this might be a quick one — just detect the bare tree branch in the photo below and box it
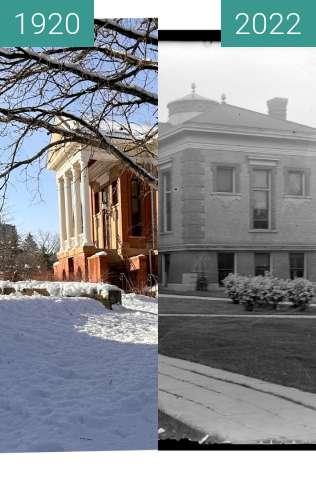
[94,18,158,45]
[0,18,158,205]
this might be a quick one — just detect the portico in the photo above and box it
[48,129,158,290]
[56,159,92,252]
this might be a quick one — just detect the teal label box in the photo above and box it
[221,0,316,47]
[0,0,94,47]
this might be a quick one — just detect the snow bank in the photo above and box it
[122,293,157,314]
[78,293,157,345]
[0,280,121,299]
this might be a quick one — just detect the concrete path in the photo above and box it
[159,354,316,443]
[160,313,316,318]
[160,293,230,302]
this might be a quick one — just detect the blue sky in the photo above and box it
[6,167,58,235]
[4,129,59,235]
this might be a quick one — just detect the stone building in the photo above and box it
[48,125,157,291]
[159,85,316,290]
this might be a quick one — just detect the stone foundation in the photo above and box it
[53,248,156,293]
[161,249,316,288]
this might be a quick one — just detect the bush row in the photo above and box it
[223,273,315,311]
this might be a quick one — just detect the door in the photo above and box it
[68,257,74,281]
[101,186,110,249]
[110,180,119,250]
[218,253,235,285]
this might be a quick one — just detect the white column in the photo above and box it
[80,160,93,246]
[57,177,66,250]
[64,171,74,249]
[72,164,83,246]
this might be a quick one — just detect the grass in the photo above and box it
[159,297,316,316]
[160,288,228,298]
[159,296,316,394]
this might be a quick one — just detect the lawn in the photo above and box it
[159,288,228,298]
[159,297,316,394]
[160,297,316,315]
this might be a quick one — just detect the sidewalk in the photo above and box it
[159,354,316,443]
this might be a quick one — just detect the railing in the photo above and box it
[119,273,137,293]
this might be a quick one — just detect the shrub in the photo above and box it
[287,278,315,310]
[239,275,269,310]
[263,277,289,310]
[223,272,315,311]
[223,273,247,304]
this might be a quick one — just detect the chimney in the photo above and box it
[267,97,288,121]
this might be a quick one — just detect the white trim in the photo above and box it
[80,159,93,246]
[248,159,279,167]
[159,124,316,143]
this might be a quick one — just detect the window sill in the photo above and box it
[210,192,241,196]
[160,231,173,235]
[283,195,312,200]
[249,229,278,233]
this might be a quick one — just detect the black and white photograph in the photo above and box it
[158,41,316,445]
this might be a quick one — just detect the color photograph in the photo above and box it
[0,18,158,452]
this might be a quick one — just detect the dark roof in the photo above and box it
[185,102,316,134]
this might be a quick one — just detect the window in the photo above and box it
[254,253,270,276]
[216,167,235,193]
[94,192,100,215]
[111,180,118,205]
[102,187,110,249]
[289,253,304,279]
[252,169,271,229]
[131,178,142,236]
[161,170,172,232]
[218,253,235,285]
[287,170,305,196]
[102,186,109,207]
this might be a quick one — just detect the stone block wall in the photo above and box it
[87,254,109,283]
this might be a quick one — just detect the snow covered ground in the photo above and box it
[0,292,157,452]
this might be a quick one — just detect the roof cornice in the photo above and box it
[159,123,316,144]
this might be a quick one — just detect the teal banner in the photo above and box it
[221,0,316,47]
[0,0,94,47]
